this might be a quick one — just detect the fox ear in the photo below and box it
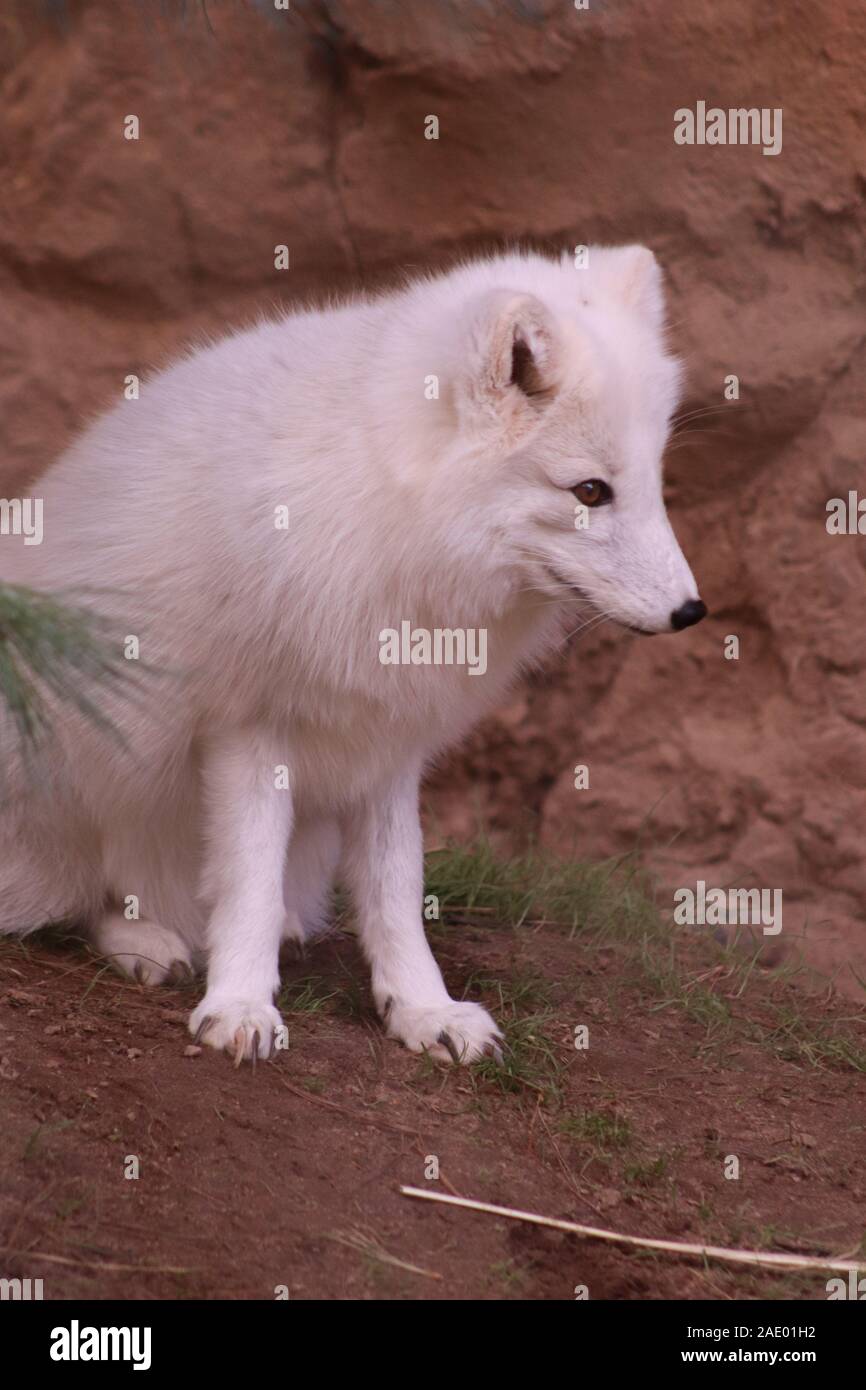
[456,289,562,450]
[592,245,666,327]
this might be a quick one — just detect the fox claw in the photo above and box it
[193,1014,214,1044]
[437,1029,463,1064]
[168,959,194,985]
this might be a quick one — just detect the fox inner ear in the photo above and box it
[511,331,554,400]
[499,299,561,406]
[457,289,562,448]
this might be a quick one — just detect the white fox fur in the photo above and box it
[0,248,702,1063]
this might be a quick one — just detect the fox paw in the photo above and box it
[189,997,284,1066]
[385,999,503,1064]
[96,915,193,987]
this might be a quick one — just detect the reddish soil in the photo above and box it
[1,917,863,1301]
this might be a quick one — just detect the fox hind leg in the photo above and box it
[0,815,95,937]
[93,909,194,985]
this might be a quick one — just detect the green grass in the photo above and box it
[425,836,658,943]
[759,1003,866,1073]
[488,1259,531,1295]
[423,837,866,1076]
[277,974,338,1015]
[22,1116,76,1159]
[462,971,566,1103]
[301,1075,326,1095]
[623,1153,671,1188]
[558,1108,633,1150]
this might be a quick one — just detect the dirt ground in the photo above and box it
[1,906,864,1302]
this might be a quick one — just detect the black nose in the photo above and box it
[670,598,707,632]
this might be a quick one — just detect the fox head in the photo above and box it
[426,248,704,636]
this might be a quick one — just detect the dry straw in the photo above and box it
[400,1186,864,1275]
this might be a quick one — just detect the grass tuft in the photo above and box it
[424,837,866,1076]
[425,835,659,943]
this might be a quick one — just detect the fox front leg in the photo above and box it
[341,766,502,1064]
[189,728,292,1064]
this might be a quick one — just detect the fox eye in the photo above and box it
[571,478,613,507]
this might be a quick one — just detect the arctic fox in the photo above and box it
[0,248,705,1065]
